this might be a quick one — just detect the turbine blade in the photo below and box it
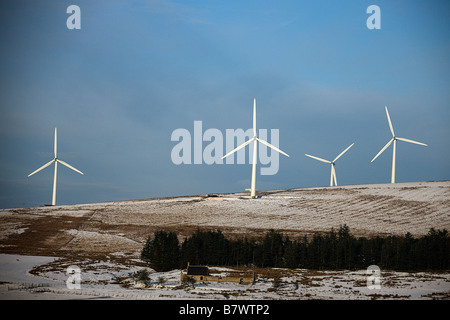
[305,154,331,164]
[28,159,55,177]
[54,128,57,158]
[221,137,255,159]
[333,143,354,162]
[256,137,289,157]
[253,98,256,137]
[371,138,393,162]
[385,106,395,137]
[57,159,84,175]
[397,137,427,146]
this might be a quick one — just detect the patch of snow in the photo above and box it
[1,254,449,300]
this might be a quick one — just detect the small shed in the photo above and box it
[187,265,209,277]
[180,262,255,284]
[183,262,209,281]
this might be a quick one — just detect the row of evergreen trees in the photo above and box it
[140,226,449,272]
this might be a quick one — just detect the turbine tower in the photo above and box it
[371,106,427,183]
[305,143,354,186]
[221,98,289,198]
[28,128,84,205]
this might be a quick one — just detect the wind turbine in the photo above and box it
[371,106,427,183]
[305,143,354,186]
[221,98,289,199]
[28,128,84,205]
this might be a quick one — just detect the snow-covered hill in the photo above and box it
[1,181,449,300]
[1,181,449,259]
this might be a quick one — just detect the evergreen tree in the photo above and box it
[142,227,449,272]
[180,229,231,266]
[260,230,285,267]
[141,231,180,271]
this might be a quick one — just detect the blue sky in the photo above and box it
[1,0,449,208]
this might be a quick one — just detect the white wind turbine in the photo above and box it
[28,128,84,206]
[371,106,427,183]
[305,143,354,187]
[221,98,289,198]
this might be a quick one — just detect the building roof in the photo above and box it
[187,266,209,276]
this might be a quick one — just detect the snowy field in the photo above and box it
[0,181,449,300]
[1,181,449,258]
[0,254,449,300]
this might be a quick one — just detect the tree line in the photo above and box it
[140,226,449,272]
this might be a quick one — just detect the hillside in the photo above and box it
[1,181,449,260]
